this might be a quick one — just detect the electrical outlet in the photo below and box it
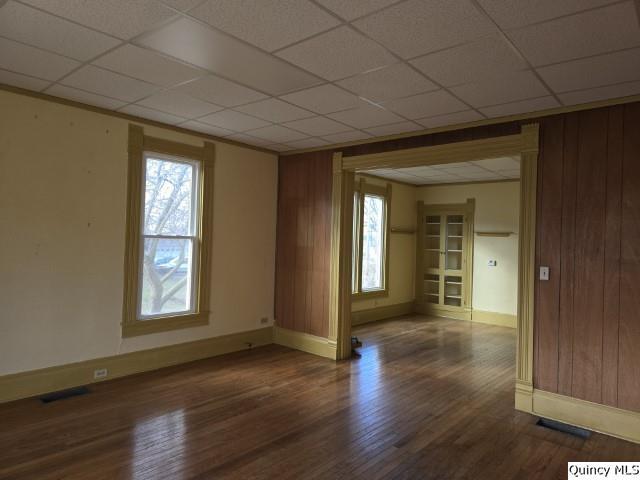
[260,317,269,325]
[93,368,108,380]
[488,259,497,267]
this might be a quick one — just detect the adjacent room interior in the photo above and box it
[351,156,521,333]
[2,0,640,478]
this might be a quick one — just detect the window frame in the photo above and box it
[122,125,215,337]
[352,178,391,299]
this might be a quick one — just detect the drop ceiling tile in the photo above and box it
[537,48,640,92]
[322,130,373,144]
[119,104,187,124]
[0,1,120,61]
[0,69,50,91]
[0,37,80,81]
[384,90,468,119]
[416,110,484,129]
[558,81,640,106]
[283,116,351,136]
[190,0,339,52]
[265,143,293,152]
[266,143,294,152]
[472,156,520,171]
[285,137,332,149]
[353,0,496,59]
[224,132,278,147]
[137,90,222,118]
[198,110,271,131]
[315,0,398,20]
[456,171,502,180]
[499,169,520,178]
[381,172,424,184]
[159,0,204,11]
[136,17,321,94]
[411,35,528,87]
[364,169,396,176]
[276,26,396,81]
[337,63,438,102]
[420,175,463,184]
[479,96,560,117]
[280,84,362,114]
[396,165,442,177]
[245,125,309,143]
[180,120,235,137]
[431,161,468,170]
[60,65,161,102]
[20,0,177,40]
[450,70,549,107]
[507,2,640,67]
[234,98,314,123]
[437,165,489,175]
[46,84,126,109]
[93,44,203,87]
[364,121,423,136]
[326,103,404,128]
[174,75,267,107]
[477,0,617,29]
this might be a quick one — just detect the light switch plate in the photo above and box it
[539,266,550,281]
[488,259,497,267]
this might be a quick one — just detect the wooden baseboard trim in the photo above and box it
[351,302,414,326]
[416,303,472,321]
[472,310,517,328]
[0,327,273,404]
[516,388,640,444]
[273,326,337,360]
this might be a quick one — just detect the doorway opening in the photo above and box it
[328,125,539,412]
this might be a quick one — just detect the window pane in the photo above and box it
[141,238,194,317]
[143,157,195,236]
[352,191,360,293]
[361,194,384,291]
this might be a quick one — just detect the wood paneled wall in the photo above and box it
[275,102,640,415]
[275,151,332,337]
[534,103,640,413]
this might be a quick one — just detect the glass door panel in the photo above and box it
[425,215,441,270]
[445,214,463,271]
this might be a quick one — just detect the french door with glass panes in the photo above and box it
[416,200,474,320]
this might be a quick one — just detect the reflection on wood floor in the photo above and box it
[1,315,639,479]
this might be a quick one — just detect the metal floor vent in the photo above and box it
[536,417,592,439]
[40,386,90,403]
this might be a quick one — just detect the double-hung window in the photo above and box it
[122,125,215,337]
[352,180,390,298]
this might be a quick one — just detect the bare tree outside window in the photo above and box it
[361,194,384,290]
[140,156,199,317]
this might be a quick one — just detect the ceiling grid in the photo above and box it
[0,0,638,152]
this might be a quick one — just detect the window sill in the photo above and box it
[352,290,389,300]
[122,313,209,338]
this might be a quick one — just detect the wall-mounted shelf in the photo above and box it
[475,231,515,237]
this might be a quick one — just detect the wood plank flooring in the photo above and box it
[1,316,639,479]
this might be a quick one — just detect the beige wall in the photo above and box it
[416,181,520,316]
[352,175,416,313]
[0,90,278,376]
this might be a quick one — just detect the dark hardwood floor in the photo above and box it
[1,315,639,479]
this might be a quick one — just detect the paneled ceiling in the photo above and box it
[1,0,639,153]
[364,155,521,185]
